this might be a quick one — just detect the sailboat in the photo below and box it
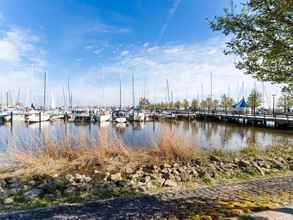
[128,74,145,122]
[113,75,127,123]
[25,72,50,123]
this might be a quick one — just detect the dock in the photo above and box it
[153,110,293,128]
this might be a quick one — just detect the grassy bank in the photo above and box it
[0,128,292,214]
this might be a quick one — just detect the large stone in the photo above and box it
[209,155,221,162]
[38,181,57,193]
[64,186,78,195]
[164,179,177,187]
[252,162,265,176]
[110,173,122,181]
[238,159,250,168]
[24,188,43,199]
[3,197,14,205]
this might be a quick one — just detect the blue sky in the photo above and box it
[0,0,280,106]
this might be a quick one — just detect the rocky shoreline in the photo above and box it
[1,176,293,219]
[1,145,293,213]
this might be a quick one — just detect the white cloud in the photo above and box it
[120,50,129,56]
[86,24,130,34]
[75,37,281,106]
[0,28,46,106]
[143,42,149,48]
[158,0,182,42]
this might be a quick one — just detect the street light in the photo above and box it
[272,94,276,116]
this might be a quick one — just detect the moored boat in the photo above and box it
[25,111,51,123]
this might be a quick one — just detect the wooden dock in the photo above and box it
[153,110,293,128]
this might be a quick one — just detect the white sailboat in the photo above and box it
[26,72,51,123]
[133,111,145,122]
[96,110,112,122]
[113,75,127,123]
[25,111,51,123]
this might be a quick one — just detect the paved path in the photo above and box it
[237,206,293,220]
[1,176,293,220]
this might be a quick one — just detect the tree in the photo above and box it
[174,100,181,109]
[200,100,208,109]
[191,99,199,110]
[182,99,189,110]
[221,94,235,109]
[247,89,262,109]
[210,0,293,93]
[139,97,150,108]
[278,94,293,112]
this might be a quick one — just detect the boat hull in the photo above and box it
[114,117,127,123]
[25,112,50,123]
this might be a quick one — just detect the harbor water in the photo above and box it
[0,120,293,152]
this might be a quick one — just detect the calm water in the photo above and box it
[0,120,293,151]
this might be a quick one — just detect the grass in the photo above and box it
[0,126,199,179]
[0,128,292,215]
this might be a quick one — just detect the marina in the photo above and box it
[1,117,293,151]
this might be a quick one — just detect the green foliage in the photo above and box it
[277,94,293,110]
[174,100,181,109]
[247,89,262,108]
[191,99,199,110]
[221,94,235,108]
[182,99,189,109]
[210,0,293,92]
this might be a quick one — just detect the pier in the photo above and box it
[153,110,293,128]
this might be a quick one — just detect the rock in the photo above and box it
[65,174,75,183]
[38,181,57,193]
[64,186,77,195]
[252,162,265,176]
[125,165,135,174]
[238,159,250,168]
[3,197,14,205]
[75,174,92,183]
[164,179,177,187]
[163,163,171,168]
[4,177,18,185]
[271,159,285,169]
[179,171,190,182]
[190,168,198,177]
[110,173,122,181]
[209,155,221,162]
[24,188,43,199]
[144,176,151,183]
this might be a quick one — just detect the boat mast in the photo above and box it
[43,72,47,111]
[6,91,9,108]
[67,76,71,110]
[210,72,213,100]
[63,87,67,110]
[132,74,135,108]
[119,74,122,110]
[166,79,170,104]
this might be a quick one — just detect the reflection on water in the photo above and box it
[0,120,293,151]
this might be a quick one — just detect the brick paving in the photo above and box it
[0,176,293,220]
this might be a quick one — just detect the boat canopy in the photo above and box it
[235,97,248,109]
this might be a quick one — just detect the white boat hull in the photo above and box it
[133,112,145,122]
[114,117,127,123]
[97,114,111,122]
[25,112,50,123]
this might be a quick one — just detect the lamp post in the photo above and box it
[272,94,276,116]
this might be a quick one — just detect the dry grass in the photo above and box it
[0,127,199,179]
[150,126,198,162]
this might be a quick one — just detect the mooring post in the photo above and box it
[10,111,13,123]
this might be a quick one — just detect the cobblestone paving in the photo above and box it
[1,176,293,220]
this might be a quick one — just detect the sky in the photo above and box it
[0,0,281,107]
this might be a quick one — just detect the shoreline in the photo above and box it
[0,143,292,217]
[0,176,292,219]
